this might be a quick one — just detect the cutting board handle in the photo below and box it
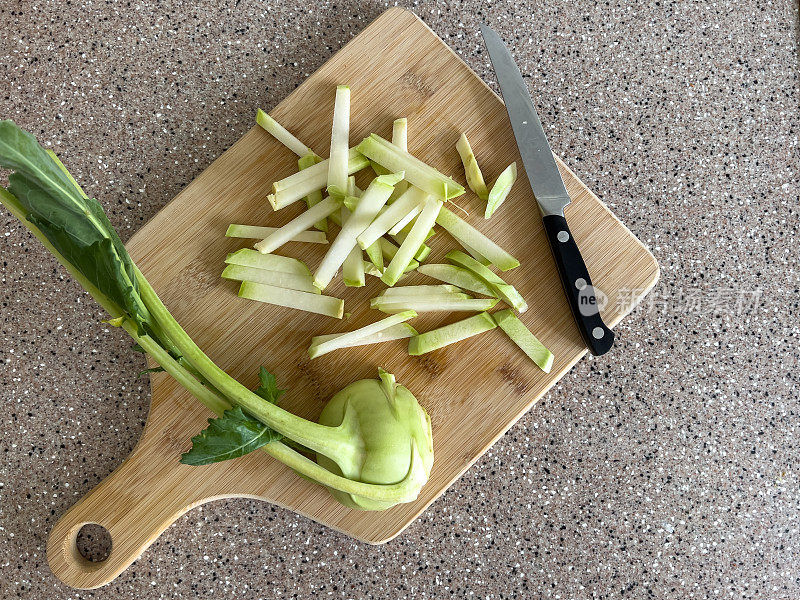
[46,434,204,589]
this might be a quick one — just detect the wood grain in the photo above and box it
[47,7,659,589]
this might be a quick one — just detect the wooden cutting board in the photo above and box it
[47,7,659,589]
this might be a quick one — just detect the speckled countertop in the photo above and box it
[1,1,798,598]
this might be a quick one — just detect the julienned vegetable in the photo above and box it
[256,109,317,158]
[485,162,517,219]
[446,250,528,313]
[0,120,433,511]
[456,133,489,201]
[409,312,498,355]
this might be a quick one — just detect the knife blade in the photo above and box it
[480,24,614,355]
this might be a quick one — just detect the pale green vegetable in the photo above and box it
[225,249,311,276]
[408,312,497,355]
[239,281,344,318]
[256,109,317,157]
[255,196,342,254]
[270,149,369,209]
[446,250,528,312]
[382,198,443,286]
[358,187,427,250]
[372,297,497,314]
[455,133,489,200]
[327,86,351,195]
[378,237,419,272]
[435,207,519,271]
[493,310,554,373]
[298,152,328,232]
[416,264,496,297]
[485,162,516,219]
[226,223,327,244]
[308,311,417,359]
[388,203,423,235]
[459,239,492,266]
[222,264,319,294]
[0,120,433,510]
[316,369,433,510]
[356,134,465,200]
[381,284,462,298]
[314,173,403,290]
[341,208,366,287]
[311,323,417,348]
[392,118,408,151]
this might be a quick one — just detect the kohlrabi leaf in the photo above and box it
[0,121,149,331]
[253,366,286,404]
[180,406,283,466]
[138,366,167,377]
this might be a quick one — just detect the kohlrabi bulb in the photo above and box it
[317,369,433,510]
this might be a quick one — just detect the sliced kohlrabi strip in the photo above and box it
[372,297,496,314]
[356,134,465,200]
[408,312,497,355]
[225,249,311,276]
[311,322,417,348]
[493,309,554,373]
[435,207,519,271]
[270,149,369,210]
[308,310,417,359]
[485,162,517,219]
[392,118,408,151]
[298,152,328,232]
[327,85,350,195]
[459,239,492,265]
[314,172,403,290]
[363,260,384,277]
[238,281,344,318]
[222,264,319,294]
[364,242,384,271]
[255,196,342,254]
[256,109,317,157]
[446,250,528,312]
[226,224,327,244]
[340,207,365,287]
[346,177,384,267]
[382,198,443,286]
[358,187,428,250]
[388,203,423,235]
[456,133,489,201]
[416,264,496,297]
[378,238,419,272]
[380,284,462,297]
[389,221,433,262]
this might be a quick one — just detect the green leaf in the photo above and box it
[180,406,282,466]
[0,121,149,331]
[253,366,286,404]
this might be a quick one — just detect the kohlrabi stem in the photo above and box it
[134,268,359,462]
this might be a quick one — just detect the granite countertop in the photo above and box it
[1,1,798,598]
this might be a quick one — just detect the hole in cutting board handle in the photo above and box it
[76,523,113,563]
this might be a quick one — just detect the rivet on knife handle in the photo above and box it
[542,215,614,355]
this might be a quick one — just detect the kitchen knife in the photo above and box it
[480,24,614,356]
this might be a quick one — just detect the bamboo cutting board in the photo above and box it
[47,7,658,589]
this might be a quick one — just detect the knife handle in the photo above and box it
[542,214,614,355]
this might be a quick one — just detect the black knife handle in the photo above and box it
[542,214,614,355]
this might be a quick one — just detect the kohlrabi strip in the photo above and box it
[493,309,554,373]
[416,264,497,297]
[327,85,351,195]
[226,224,327,244]
[485,162,517,219]
[341,207,366,287]
[256,109,318,158]
[311,323,416,348]
[446,250,528,312]
[356,134,465,200]
[221,264,319,294]
[225,249,311,276]
[408,312,497,355]
[388,202,423,235]
[358,187,427,250]
[298,152,328,232]
[308,310,417,359]
[459,239,492,266]
[456,133,489,201]
[371,297,497,314]
[378,237,419,272]
[238,281,344,318]
[314,173,403,291]
[381,284,462,297]
[382,198,442,285]
[255,196,342,254]
[270,149,368,210]
[435,207,519,271]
